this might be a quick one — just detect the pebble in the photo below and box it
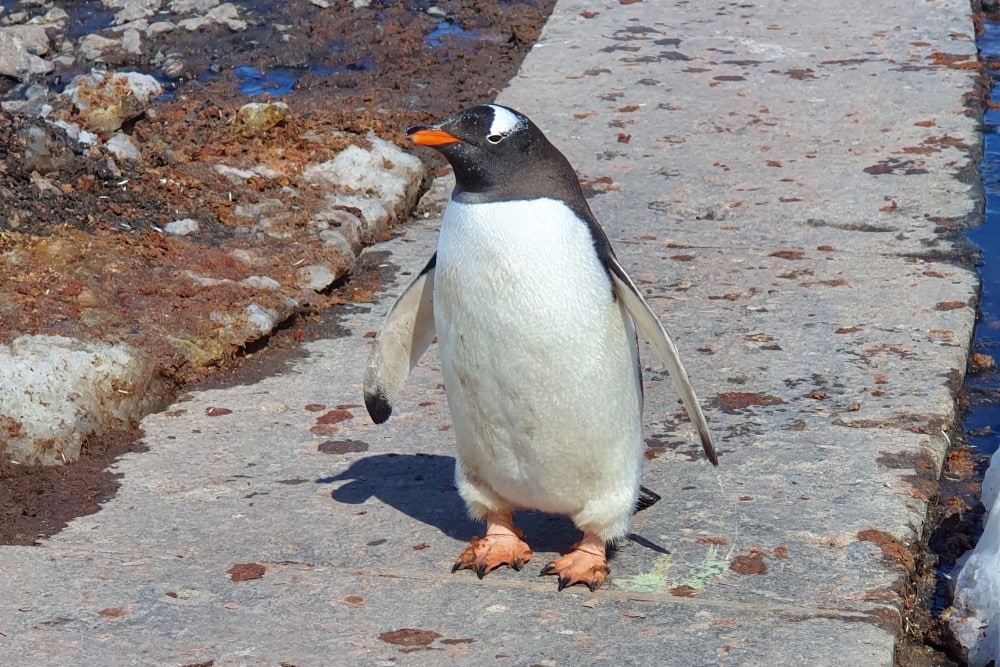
[65,70,163,132]
[77,34,119,61]
[105,132,141,161]
[296,264,336,292]
[164,218,200,236]
[0,25,54,79]
[232,101,291,133]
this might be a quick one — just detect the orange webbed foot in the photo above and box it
[540,532,609,592]
[452,513,532,579]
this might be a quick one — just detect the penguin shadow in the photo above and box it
[317,453,670,558]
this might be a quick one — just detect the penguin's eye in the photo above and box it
[486,134,503,144]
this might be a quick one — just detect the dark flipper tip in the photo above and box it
[702,435,719,467]
[364,390,392,424]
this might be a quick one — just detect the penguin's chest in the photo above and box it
[433,199,642,505]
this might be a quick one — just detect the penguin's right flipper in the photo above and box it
[363,254,437,424]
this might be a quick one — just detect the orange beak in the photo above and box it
[407,127,462,147]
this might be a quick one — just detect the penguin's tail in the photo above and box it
[634,485,662,513]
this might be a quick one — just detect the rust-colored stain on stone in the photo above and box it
[729,549,768,575]
[378,628,442,647]
[317,440,369,455]
[98,605,131,620]
[315,409,353,425]
[712,392,787,413]
[857,529,914,570]
[227,562,266,581]
[769,250,806,260]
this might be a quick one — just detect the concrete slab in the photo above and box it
[0,0,981,664]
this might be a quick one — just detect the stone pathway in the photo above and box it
[0,0,980,664]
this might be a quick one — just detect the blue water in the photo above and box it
[232,66,301,97]
[424,20,479,48]
[229,59,374,97]
[965,19,1000,460]
[62,1,117,41]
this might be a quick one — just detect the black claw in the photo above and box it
[588,580,599,593]
[512,559,523,571]
[476,563,488,579]
[451,562,462,574]
[557,577,569,592]
[540,563,557,576]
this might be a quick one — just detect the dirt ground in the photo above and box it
[0,0,555,545]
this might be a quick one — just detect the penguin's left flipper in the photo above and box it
[608,257,719,466]
[363,254,437,424]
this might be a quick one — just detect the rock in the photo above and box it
[0,80,52,114]
[180,269,229,287]
[240,276,281,290]
[35,7,70,25]
[178,2,245,31]
[121,27,143,54]
[296,264,335,292]
[168,0,220,13]
[320,195,390,241]
[0,335,161,465]
[65,70,163,133]
[77,34,119,61]
[214,164,283,184]
[232,101,290,134]
[314,207,364,248]
[164,218,199,235]
[165,335,225,368]
[0,25,54,79]
[29,171,62,196]
[17,123,75,175]
[159,52,185,78]
[413,172,454,220]
[318,228,353,255]
[146,21,176,36]
[352,0,371,8]
[243,303,283,336]
[50,120,99,146]
[302,135,425,243]
[107,0,163,25]
[229,249,262,266]
[105,132,141,161]
[310,0,330,7]
[233,198,285,220]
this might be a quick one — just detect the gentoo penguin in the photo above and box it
[363,104,717,592]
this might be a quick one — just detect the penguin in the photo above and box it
[363,104,717,592]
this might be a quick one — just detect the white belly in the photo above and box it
[433,198,643,517]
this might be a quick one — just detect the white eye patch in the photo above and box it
[487,104,525,139]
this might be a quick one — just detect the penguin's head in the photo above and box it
[406,104,575,198]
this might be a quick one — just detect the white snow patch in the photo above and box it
[950,448,1000,665]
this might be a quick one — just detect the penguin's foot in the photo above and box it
[452,512,532,579]
[540,532,609,592]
